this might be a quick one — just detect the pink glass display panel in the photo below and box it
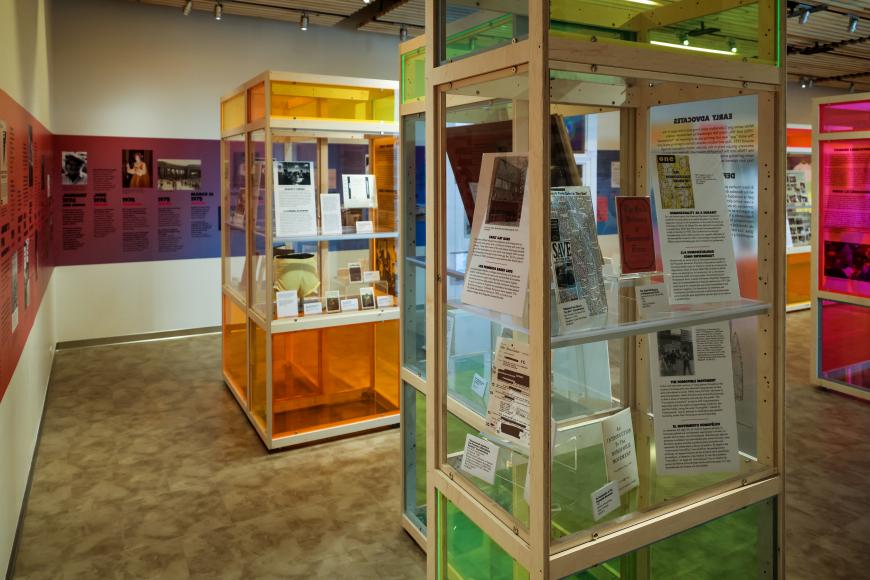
[819,300,870,390]
[820,100,870,133]
[818,140,870,298]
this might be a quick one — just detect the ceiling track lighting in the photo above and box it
[183,0,192,16]
[680,32,690,46]
[800,8,810,25]
[300,12,309,31]
[849,82,856,93]
[728,38,738,53]
[849,15,859,34]
[214,2,222,21]
[399,25,408,42]
[799,76,815,89]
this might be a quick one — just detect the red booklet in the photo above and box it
[616,196,656,274]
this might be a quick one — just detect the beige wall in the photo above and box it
[785,81,851,126]
[0,1,56,576]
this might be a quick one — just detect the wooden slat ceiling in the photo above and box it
[134,0,870,90]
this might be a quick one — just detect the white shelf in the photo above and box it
[272,305,400,333]
[276,227,399,244]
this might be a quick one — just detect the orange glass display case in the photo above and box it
[220,71,401,449]
[786,125,812,311]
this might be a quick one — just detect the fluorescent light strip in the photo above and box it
[627,0,661,5]
[650,40,738,56]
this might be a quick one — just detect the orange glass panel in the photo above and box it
[786,252,811,306]
[270,81,395,123]
[271,321,399,438]
[248,82,266,123]
[222,295,247,402]
[786,127,811,149]
[221,92,245,131]
[250,321,268,430]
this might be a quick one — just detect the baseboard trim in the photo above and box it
[5,349,54,580]
[56,326,220,350]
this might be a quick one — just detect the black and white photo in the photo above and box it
[360,286,375,310]
[158,159,202,191]
[276,161,312,186]
[62,151,88,186]
[485,157,527,227]
[656,328,695,377]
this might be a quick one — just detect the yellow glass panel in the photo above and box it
[270,81,395,123]
[248,82,266,123]
[374,320,400,410]
[221,92,245,131]
[222,295,247,402]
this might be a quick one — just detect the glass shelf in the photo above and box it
[274,227,399,244]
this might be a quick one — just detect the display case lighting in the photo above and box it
[680,32,690,46]
[849,15,859,33]
[728,38,738,53]
[183,0,192,16]
[300,12,309,31]
[651,40,737,56]
[399,25,408,42]
[214,1,222,21]
[800,8,810,25]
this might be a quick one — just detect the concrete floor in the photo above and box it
[10,311,870,579]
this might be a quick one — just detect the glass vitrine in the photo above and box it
[220,72,401,449]
[418,2,785,578]
[810,93,870,400]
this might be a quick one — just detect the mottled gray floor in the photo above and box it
[11,312,870,579]
[12,333,425,580]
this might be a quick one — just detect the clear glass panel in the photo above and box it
[270,80,395,123]
[550,1,777,66]
[564,498,775,579]
[439,1,528,65]
[819,300,870,391]
[250,320,268,430]
[820,99,870,133]
[222,294,247,403]
[403,383,427,532]
[248,82,266,123]
[818,139,870,299]
[441,71,532,531]
[402,46,426,104]
[403,113,427,377]
[250,130,269,319]
[439,494,530,580]
[222,133,247,301]
[221,92,245,131]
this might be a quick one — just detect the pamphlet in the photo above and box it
[649,321,740,475]
[591,481,621,521]
[320,193,343,235]
[550,187,607,332]
[326,290,341,313]
[601,408,639,494]
[343,174,377,209]
[653,154,740,304]
[616,196,656,274]
[484,338,531,446]
[459,434,499,485]
[461,154,530,319]
[273,161,316,238]
[340,298,359,312]
[359,287,375,310]
[276,290,298,318]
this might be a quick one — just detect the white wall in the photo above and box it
[0,1,56,576]
[49,0,400,341]
[785,81,851,126]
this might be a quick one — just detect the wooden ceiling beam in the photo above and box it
[336,0,412,30]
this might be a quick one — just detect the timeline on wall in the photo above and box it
[53,136,221,266]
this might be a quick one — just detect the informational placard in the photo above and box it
[342,174,377,208]
[653,154,740,304]
[355,220,374,234]
[591,481,621,521]
[53,135,220,266]
[649,321,740,475]
[601,408,639,494]
[340,297,359,312]
[462,154,530,319]
[276,290,298,318]
[470,373,487,398]
[320,193,343,235]
[363,270,380,283]
[303,299,323,315]
[273,160,316,238]
[376,295,393,308]
[484,338,531,446]
[616,196,656,274]
[459,434,499,485]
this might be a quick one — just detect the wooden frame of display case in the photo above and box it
[220,71,402,450]
[809,92,870,401]
[421,1,786,578]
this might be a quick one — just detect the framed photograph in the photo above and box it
[360,287,375,310]
[326,290,341,313]
[122,149,154,189]
[348,262,362,283]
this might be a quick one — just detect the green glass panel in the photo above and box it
[403,383,428,531]
[402,47,426,104]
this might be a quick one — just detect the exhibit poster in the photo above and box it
[550,186,607,332]
[819,139,870,297]
[648,322,740,475]
[1,119,8,204]
[342,174,378,209]
[273,160,316,238]
[484,338,531,446]
[52,135,220,266]
[461,153,530,319]
[616,196,656,274]
[653,154,741,304]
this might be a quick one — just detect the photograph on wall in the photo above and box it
[27,124,33,187]
[61,151,88,186]
[11,251,19,331]
[0,119,7,204]
[122,149,153,189]
[23,238,30,310]
[158,159,202,191]
[824,241,870,283]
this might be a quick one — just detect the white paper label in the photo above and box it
[376,295,394,308]
[470,373,487,398]
[634,283,670,319]
[356,220,374,234]
[343,174,378,208]
[303,300,323,315]
[363,270,380,282]
[459,434,499,485]
[340,298,359,312]
[601,408,639,494]
[591,481,621,521]
[276,291,298,318]
[320,193,343,235]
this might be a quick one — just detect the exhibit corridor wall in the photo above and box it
[0,1,57,577]
[49,0,401,342]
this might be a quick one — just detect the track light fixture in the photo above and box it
[728,38,737,53]
[849,15,859,33]
[399,25,408,42]
[800,77,809,89]
[849,82,856,93]
[800,8,810,25]
[183,0,192,16]
[680,32,690,46]
[214,2,222,20]
[300,12,309,31]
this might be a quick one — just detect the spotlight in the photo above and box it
[680,32,690,46]
[363,0,371,4]
[183,0,192,16]
[214,1,222,20]
[849,15,859,33]
[399,25,408,42]
[728,38,737,53]
[300,12,309,31]
[800,77,808,89]
[800,8,810,25]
